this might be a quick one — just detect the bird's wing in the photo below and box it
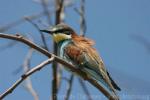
[64,42,118,92]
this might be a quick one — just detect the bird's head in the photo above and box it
[40,23,76,43]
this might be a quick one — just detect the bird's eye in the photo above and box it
[64,31,70,35]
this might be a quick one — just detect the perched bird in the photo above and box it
[40,23,121,96]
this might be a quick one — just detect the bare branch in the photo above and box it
[0,33,52,57]
[0,33,118,100]
[55,0,64,24]
[0,57,54,99]
[51,0,65,100]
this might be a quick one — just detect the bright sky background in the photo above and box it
[0,0,150,100]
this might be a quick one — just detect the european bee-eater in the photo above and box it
[40,23,121,97]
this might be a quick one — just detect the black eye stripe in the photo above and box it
[55,29,64,33]
[55,29,71,35]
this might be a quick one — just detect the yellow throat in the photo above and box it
[53,33,71,43]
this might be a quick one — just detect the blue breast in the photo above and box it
[57,39,72,59]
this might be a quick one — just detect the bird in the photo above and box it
[40,23,121,97]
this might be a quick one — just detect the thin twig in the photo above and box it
[0,33,118,100]
[22,48,39,100]
[25,17,49,50]
[41,0,52,25]
[0,11,47,32]
[0,57,54,99]
[74,0,86,36]
[78,79,93,100]
[65,74,74,100]
[80,0,86,36]
[25,78,39,100]
[23,48,33,71]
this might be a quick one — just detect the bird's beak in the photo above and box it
[40,29,53,35]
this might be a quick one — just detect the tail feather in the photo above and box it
[83,66,121,91]
[84,68,114,92]
[106,71,121,91]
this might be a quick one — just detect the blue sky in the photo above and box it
[0,0,150,100]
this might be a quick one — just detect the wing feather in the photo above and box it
[64,36,120,92]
